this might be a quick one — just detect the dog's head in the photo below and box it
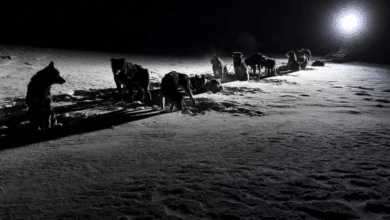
[210,53,218,64]
[110,58,126,75]
[46,61,66,85]
[286,51,296,60]
[297,50,305,58]
[232,52,244,64]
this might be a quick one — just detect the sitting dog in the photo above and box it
[206,78,224,93]
[190,74,223,94]
[161,71,196,111]
[210,53,228,81]
[190,74,207,94]
[244,53,265,76]
[26,61,66,130]
[110,58,151,104]
[297,50,309,70]
[301,48,311,62]
[262,58,276,76]
[232,52,249,81]
[286,50,301,71]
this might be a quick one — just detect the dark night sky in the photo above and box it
[2,0,390,63]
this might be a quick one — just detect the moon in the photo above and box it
[341,14,358,31]
[330,5,370,41]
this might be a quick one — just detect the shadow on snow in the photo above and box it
[0,88,164,149]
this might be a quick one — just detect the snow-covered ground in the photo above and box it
[1,45,390,219]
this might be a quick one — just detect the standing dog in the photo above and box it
[232,52,249,81]
[210,53,228,81]
[26,61,66,130]
[110,58,151,104]
[161,71,196,111]
[262,58,276,76]
[244,53,265,76]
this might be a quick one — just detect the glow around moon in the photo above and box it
[337,8,366,35]
[331,5,368,40]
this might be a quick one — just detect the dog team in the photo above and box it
[26,49,312,130]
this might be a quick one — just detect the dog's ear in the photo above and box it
[111,58,126,63]
[48,61,54,69]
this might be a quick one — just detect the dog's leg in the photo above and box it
[140,87,151,104]
[128,85,134,103]
[46,111,52,129]
[258,64,261,76]
[36,110,49,130]
[140,88,145,101]
[116,82,124,104]
[185,88,196,108]
[135,88,144,103]
[39,109,52,130]
[171,99,177,111]
[50,110,61,128]
[161,96,166,111]
[164,96,176,112]
[177,100,183,111]
[29,109,40,130]
[145,89,152,104]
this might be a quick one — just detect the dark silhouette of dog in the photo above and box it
[286,50,301,71]
[262,58,276,76]
[244,53,265,76]
[110,58,151,104]
[210,53,228,81]
[161,71,196,111]
[297,50,309,70]
[312,60,325,66]
[26,61,66,130]
[190,74,223,94]
[232,52,249,81]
